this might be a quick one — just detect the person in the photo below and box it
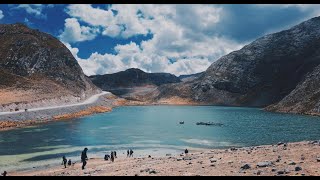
[114,151,117,158]
[62,156,67,168]
[68,159,72,166]
[104,154,109,161]
[127,150,130,157]
[1,171,7,176]
[130,149,134,157]
[81,148,88,170]
[185,149,189,155]
[111,151,115,162]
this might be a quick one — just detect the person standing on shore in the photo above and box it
[81,148,88,170]
[130,149,134,157]
[111,151,115,162]
[1,171,7,176]
[62,156,68,168]
[127,150,130,157]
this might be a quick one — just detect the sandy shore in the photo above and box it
[9,141,320,176]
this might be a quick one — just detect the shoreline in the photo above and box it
[8,141,320,176]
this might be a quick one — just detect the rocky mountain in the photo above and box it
[179,72,204,82]
[0,23,100,111]
[151,16,320,114]
[89,68,181,99]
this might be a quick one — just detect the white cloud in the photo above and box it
[62,4,243,76]
[0,10,4,20]
[59,18,100,43]
[13,4,48,19]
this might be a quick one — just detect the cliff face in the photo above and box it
[0,23,100,111]
[153,16,320,113]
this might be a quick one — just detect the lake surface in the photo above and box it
[0,106,320,171]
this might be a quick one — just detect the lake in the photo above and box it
[0,106,320,171]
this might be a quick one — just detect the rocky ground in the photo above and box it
[9,141,320,176]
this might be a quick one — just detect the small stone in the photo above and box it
[257,170,262,175]
[288,161,296,165]
[295,166,302,171]
[240,164,251,170]
[177,158,183,161]
[149,170,157,174]
[210,159,217,163]
[271,168,277,172]
[277,142,284,146]
[317,157,320,162]
[257,161,273,168]
[135,174,139,176]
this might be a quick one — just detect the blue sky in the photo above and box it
[0,4,319,76]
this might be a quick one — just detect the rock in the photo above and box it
[210,159,218,163]
[317,157,320,162]
[295,166,302,171]
[135,174,139,176]
[257,161,273,168]
[277,169,290,175]
[240,164,251,170]
[140,168,150,173]
[183,157,193,161]
[277,142,284,146]
[288,161,296,165]
[149,170,157,174]
[257,170,262,175]
[166,154,172,156]
[177,158,183,161]
[272,168,277,172]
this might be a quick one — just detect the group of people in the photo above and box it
[104,151,117,162]
[127,149,134,157]
[62,148,131,170]
[61,156,73,168]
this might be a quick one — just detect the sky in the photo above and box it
[0,4,320,76]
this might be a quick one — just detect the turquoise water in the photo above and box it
[0,106,320,171]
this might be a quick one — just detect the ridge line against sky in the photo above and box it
[0,4,320,76]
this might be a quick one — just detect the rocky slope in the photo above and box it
[0,23,100,111]
[152,16,320,113]
[89,68,181,99]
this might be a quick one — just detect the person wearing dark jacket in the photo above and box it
[62,156,68,168]
[81,148,88,170]
[1,171,7,176]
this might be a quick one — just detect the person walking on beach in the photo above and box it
[81,148,88,170]
[62,156,68,168]
[68,159,72,166]
[111,151,115,162]
[127,150,130,157]
[114,151,117,158]
[130,149,134,157]
[1,171,7,176]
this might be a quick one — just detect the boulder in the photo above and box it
[257,161,273,168]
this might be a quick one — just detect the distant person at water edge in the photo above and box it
[104,154,110,161]
[111,151,115,162]
[127,150,130,157]
[68,159,72,166]
[81,148,89,170]
[130,149,134,157]
[1,171,7,176]
[114,151,117,158]
[62,156,68,168]
[185,149,189,155]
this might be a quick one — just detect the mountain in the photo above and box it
[89,68,181,100]
[0,23,100,111]
[151,16,320,114]
[179,72,204,82]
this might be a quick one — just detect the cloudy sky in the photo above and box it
[0,4,319,76]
